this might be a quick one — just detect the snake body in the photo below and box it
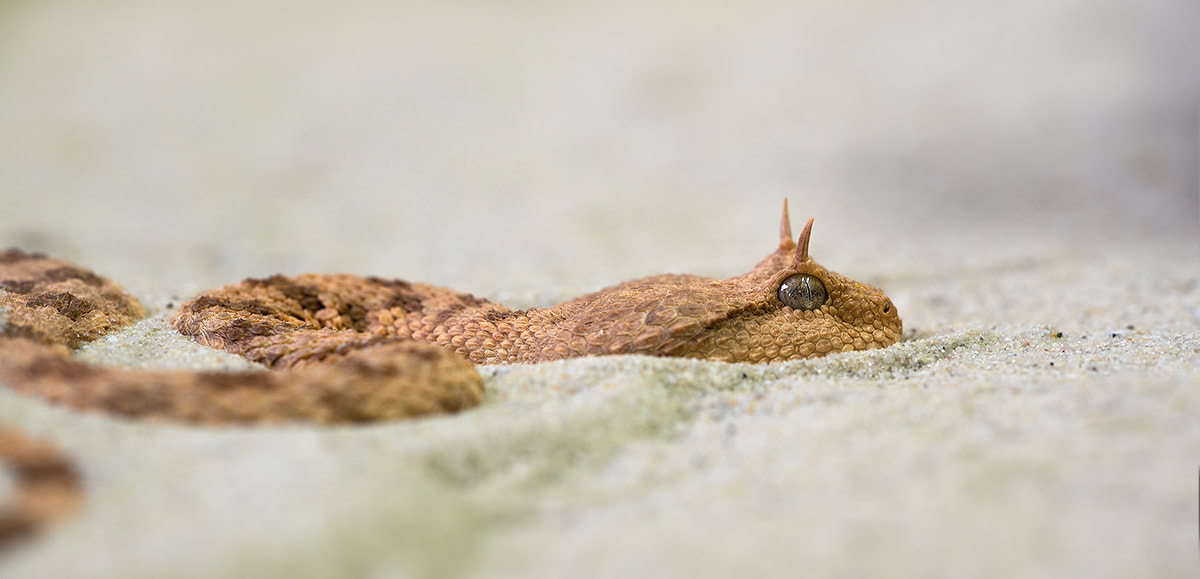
[0,202,901,549]
[1,202,900,424]
[0,428,80,556]
[173,202,900,369]
[1,201,903,424]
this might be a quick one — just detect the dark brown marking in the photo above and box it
[42,266,104,287]
[0,511,35,553]
[194,371,284,392]
[0,428,82,556]
[384,291,425,314]
[0,249,45,265]
[366,277,413,292]
[25,292,92,322]
[484,309,523,322]
[0,280,36,295]
[338,301,370,332]
[434,303,466,327]
[16,350,96,382]
[185,296,279,318]
[212,317,287,343]
[251,276,324,313]
[367,277,426,314]
[458,293,489,308]
[0,324,42,344]
[99,291,146,319]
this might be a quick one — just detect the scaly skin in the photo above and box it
[0,249,484,424]
[172,200,902,367]
[0,202,901,553]
[0,201,901,424]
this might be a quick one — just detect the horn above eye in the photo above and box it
[778,273,827,310]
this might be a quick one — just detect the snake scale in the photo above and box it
[0,201,901,549]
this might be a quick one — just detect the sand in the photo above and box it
[1,0,1198,577]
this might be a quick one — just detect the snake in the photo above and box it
[0,427,80,556]
[0,201,901,547]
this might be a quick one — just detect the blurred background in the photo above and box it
[0,4,1196,576]
[0,0,1195,299]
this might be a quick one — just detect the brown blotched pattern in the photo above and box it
[0,249,485,424]
[0,338,483,424]
[174,201,902,366]
[2,203,900,426]
[0,249,145,350]
[0,203,900,554]
[0,428,81,555]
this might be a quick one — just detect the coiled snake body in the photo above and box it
[0,202,900,547]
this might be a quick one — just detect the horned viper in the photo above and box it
[0,200,900,548]
[1,200,901,424]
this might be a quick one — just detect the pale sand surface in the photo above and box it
[1,1,1198,577]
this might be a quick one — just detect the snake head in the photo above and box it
[544,201,902,363]
[738,213,903,361]
[703,201,902,361]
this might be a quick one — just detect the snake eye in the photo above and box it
[778,273,827,310]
